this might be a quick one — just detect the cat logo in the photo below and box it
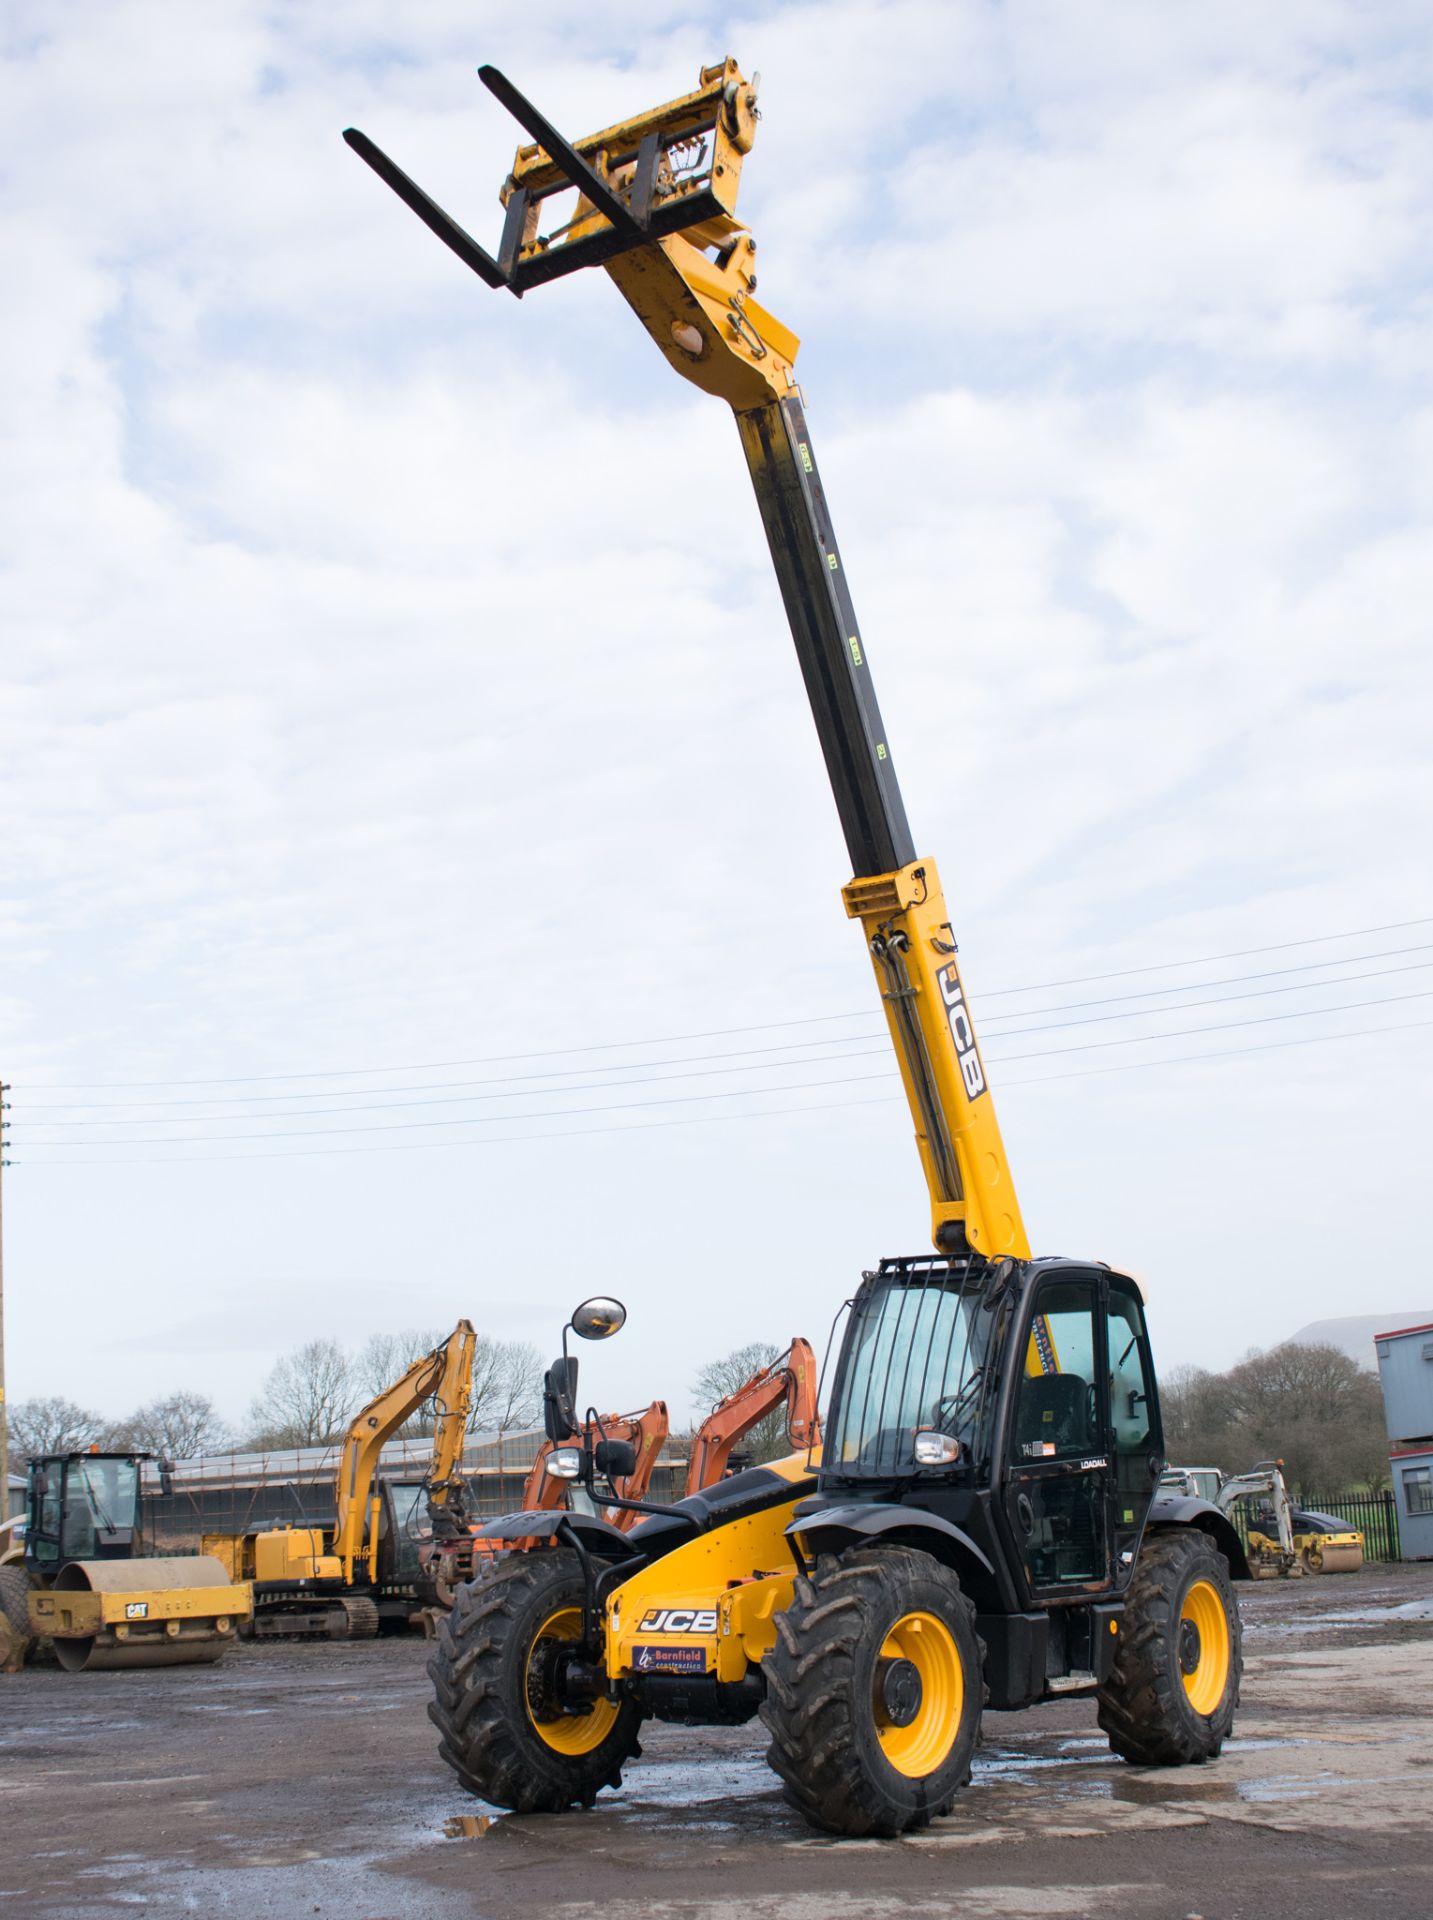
[937,964,987,1100]
[636,1608,718,1634]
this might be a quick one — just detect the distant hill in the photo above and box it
[1287,1313,1433,1371]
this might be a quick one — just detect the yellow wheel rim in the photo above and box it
[873,1610,964,1779]
[1179,1578,1231,1716]
[525,1606,620,1756]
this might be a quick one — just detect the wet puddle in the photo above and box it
[1310,1597,1433,1625]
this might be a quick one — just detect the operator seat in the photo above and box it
[1016,1373,1090,1455]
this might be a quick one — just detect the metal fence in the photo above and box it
[1301,1490,1401,1562]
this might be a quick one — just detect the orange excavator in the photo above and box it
[684,1340,821,1494]
[422,1346,819,1605]
[424,1400,670,1604]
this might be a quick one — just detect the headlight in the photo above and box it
[913,1429,961,1467]
[548,1447,584,1480]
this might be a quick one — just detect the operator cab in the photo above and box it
[813,1255,1164,1607]
[25,1452,146,1569]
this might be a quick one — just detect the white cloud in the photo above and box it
[2,0,1430,1426]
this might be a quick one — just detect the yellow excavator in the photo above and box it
[203,1319,476,1637]
[347,59,1251,1837]
[1,1450,252,1672]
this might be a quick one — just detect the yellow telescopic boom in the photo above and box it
[345,65,1028,1260]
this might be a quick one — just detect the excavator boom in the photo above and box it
[345,63,1027,1260]
[684,1340,821,1494]
[332,1319,476,1585]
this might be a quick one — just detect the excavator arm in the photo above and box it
[332,1318,476,1586]
[346,62,1027,1260]
[684,1340,821,1495]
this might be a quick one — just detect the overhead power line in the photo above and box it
[13,1015,1431,1167]
[14,955,1433,1132]
[13,986,1431,1151]
[17,939,1433,1116]
[13,913,1432,1094]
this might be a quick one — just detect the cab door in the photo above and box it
[1003,1273,1114,1600]
[1104,1275,1163,1582]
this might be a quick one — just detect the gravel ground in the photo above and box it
[3,1559,1431,1920]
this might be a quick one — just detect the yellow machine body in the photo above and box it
[604,1455,813,1685]
[201,1318,477,1621]
[28,1555,252,1672]
[1251,1523,1365,1576]
[842,860,1029,1259]
[252,1529,342,1585]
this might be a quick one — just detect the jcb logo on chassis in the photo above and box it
[637,1608,717,1634]
[938,964,987,1101]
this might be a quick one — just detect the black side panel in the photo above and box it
[978,1611,1047,1710]
[736,398,916,879]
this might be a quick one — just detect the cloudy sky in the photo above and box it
[3,1,1431,1437]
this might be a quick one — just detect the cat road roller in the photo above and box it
[1,1450,252,1672]
[345,58,1251,1837]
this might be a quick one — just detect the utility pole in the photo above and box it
[0,1078,9,1518]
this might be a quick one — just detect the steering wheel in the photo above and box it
[933,1369,985,1434]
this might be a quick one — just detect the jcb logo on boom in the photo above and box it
[938,964,987,1101]
[637,1608,718,1634]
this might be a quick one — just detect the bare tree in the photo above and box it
[246,1339,355,1448]
[468,1337,545,1434]
[108,1392,231,1462]
[692,1341,786,1465]
[4,1396,106,1461]
[1219,1343,1388,1497]
[1159,1364,1235,1469]
[1162,1343,1389,1498]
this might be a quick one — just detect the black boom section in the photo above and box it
[736,397,916,880]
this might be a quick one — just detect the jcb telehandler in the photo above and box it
[346,58,1249,1838]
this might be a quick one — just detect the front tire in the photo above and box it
[760,1546,984,1837]
[1098,1529,1241,1766]
[427,1550,642,1812]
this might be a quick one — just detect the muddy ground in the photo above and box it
[3,1560,1431,1920]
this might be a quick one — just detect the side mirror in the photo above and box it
[570,1296,626,1342]
[543,1356,580,1442]
[593,1437,637,1482]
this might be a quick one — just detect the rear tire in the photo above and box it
[760,1546,984,1837]
[1098,1529,1241,1766]
[0,1565,34,1672]
[427,1550,642,1813]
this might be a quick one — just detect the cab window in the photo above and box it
[1106,1288,1153,1454]
[1011,1280,1098,1462]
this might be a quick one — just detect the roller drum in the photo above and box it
[54,1630,228,1672]
[35,1555,249,1671]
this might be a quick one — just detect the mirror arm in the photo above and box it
[595,1489,702,1531]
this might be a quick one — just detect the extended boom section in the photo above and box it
[352,55,1248,1841]
[345,60,1025,1258]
